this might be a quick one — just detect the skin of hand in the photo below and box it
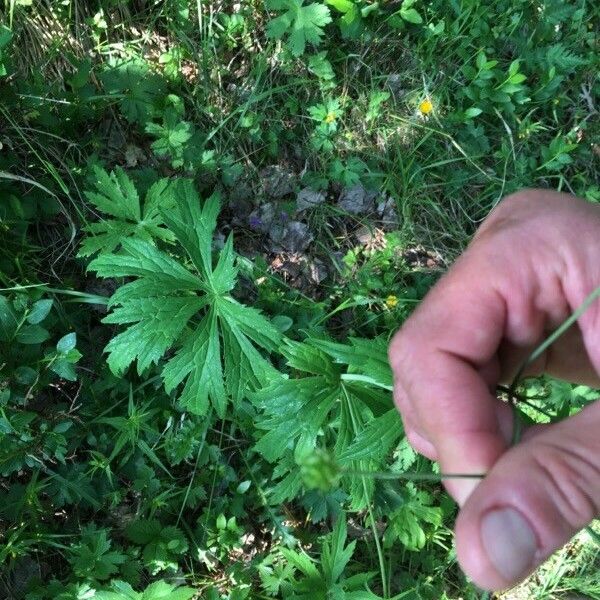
[388,189,600,591]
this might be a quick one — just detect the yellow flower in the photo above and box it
[385,295,398,309]
[418,98,433,115]
[324,111,337,123]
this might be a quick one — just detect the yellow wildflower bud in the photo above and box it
[419,99,433,115]
[324,111,336,123]
[385,295,398,309]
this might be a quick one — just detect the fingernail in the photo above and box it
[481,508,537,582]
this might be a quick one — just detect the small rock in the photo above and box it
[279,221,313,252]
[85,278,119,314]
[0,556,46,598]
[296,188,326,212]
[213,232,226,251]
[260,165,295,198]
[355,226,387,251]
[228,181,254,226]
[305,259,328,284]
[104,118,126,150]
[355,225,376,245]
[248,202,277,234]
[331,251,345,271]
[338,185,377,215]
[268,220,287,246]
[377,196,399,226]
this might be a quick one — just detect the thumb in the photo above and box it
[455,400,600,591]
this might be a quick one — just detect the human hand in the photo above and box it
[388,190,600,591]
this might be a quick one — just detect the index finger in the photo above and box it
[389,253,512,504]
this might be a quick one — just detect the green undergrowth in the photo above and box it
[0,1,598,598]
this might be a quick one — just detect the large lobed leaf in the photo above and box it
[252,337,403,511]
[79,166,176,257]
[86,177,281,417]
[266,0,332,57]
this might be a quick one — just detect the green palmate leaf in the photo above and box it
[252,340,340,463]
[253,336,398,509]
[312,335,392,388]
[79,167,176,257]
[141,582,196,600]
[337,408,402,463]
[145,108,206,170]
[307,51,335,81]
[159,183,221,283]
[103,295,207,375]
[69,525,126,581]
[96,580,196,600]
[253,377,338,463]
[100,58,165,123]
[86,177,281,416]
[162,308,226,416]
[281,547,321,580]
[280,515,384,598]
[124,519,188,575]
[90,238,202,289]
[301,487,346,523]
[267,0,332,56]
[322,518,356,586]
[383,484,442,551]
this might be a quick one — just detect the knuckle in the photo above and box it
[529,439,600,528]
[496,189,545,216]
[500,188,541,208]
[474,189,542,242]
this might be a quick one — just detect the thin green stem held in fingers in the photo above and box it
[508,284,600,546]
[344,470,485,482]
[508,283,600,417]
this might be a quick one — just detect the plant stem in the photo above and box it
[508,284,600,403]
[508,284,600,546]
[343,470,485,481]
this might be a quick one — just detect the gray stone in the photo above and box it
[260,165,295,198]
[296,188,326,212]
[124,144,145,167]
[355,225,377,245]
[279,221,313,253]
[377,196,399,225]
[338,185,377,215]
[248,202,276,234]
[305,259,328,284]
